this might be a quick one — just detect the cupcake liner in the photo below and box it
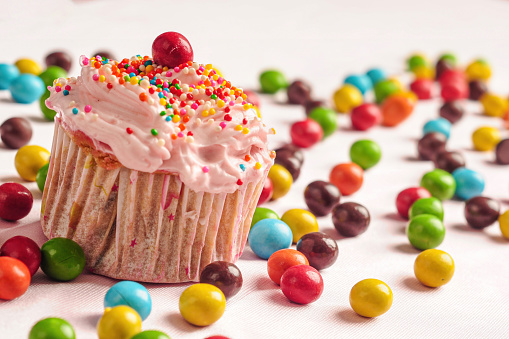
[41,122,265,283]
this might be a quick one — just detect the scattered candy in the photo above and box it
[29,318,76,339]
[267,164,293,200]
[407,54,429,72]
[251,207,279,228]
[249,219,293,259]
[0,117,32,149]
[410,78,433,100]
[465,59,491,81]
[304,99,324,115]
[396,187,432,219]
[308,107,337,137]
[281,208,319,243]
[274,144,303,181]
[366,68,386,85]
[200,261,243,298]
[39,66,67,87]
[495,139,509,164]
[14,58,41,75]
[439,101,464,124]
[329,162,364,196]
[468,80,487,101]
[0,182,33,221]
[499,210,509,239]
[40,90,57,120]
[420,169,456,201]
[349,279,393,318]
[131,331,171,339]
[104,281,152,320]
[0,235,41,276]
[414,249,455,287]
[97,305,142,339]
[40,237,85,281]
[0,64,20,90]
[433,150,466,173]
[296,232,338,270]
[423,118,452,139]
[287,80,311,105]
[14,145,50,181]
[409,197,444,221]
[290,119,323,148]
[464,196,500,229]
[179,284,225,326]
[406,214,445,250]
[45,51,73,72]
[350,139,382,170]
[9,74,45,104]
[0,256,31,300]
[257,177,274,205]
[350,103,381,131]
[381,93,414,126]
[304,180,341,217]
[440,79,468,102]
[417,132,447,161]
[435,58,454,81]
[36,163,49,192]
[333,84,363,113]
[452,168,485,200]
[480,93,509,118]
[374,79,400,104]
[267,249,309,285]
[472,126,501,151]
[152,32,193,69]
[259,70,288,94]
[332,202,370,237]
[280,265,323,304]
[344,74,372,95]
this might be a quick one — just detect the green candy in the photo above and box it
[39,66,67,87]
[438,53,457,67]
[251,207,279,229]
[409,197,444,221]
[308,107,337,138]
[406,214,445,250]
[259,70,288,94]
[40,237,85,281]
[40,90,56,121]
[36,163,49,192]
[407,54,429,72]
[131,330,171,339]
[349,139,382,170]
[420,169,456,201]
[29,318,75,339]
[374,79,400,104]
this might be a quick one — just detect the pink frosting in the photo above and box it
[46,55,274,194]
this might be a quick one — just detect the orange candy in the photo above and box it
[329,163,364,196]
[381,94,415,127]
[267,249,309,285]
[0,257,31,300]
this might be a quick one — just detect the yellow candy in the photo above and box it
[480,93,509,118]
[97,306,142,339]
[267,164,293,200]
[398,90,418,104]
[281,209,319,243]
[465,60,491,81]
[15,145,50,181]
[472,126,501,151]
[179,283,225,326]
[14,58,42,75]
[333,84,363,113]
[414,249,455,287]
[412,65,435,80]
[499,210,509,239]
[349,279,393,318]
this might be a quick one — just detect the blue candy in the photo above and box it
[423,118,452,139]
[452,167,485,200]
[248,219,292,259]
[344,74,372,95]
[0,64,20,90]
[366,68,387,85]
[104,281,152,320]
[9,74,45,104]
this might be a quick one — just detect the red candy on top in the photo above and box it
[290,119,323,148]
[351,103,382,131]
[395,187,432,219]
[410,79,433,100]
[152,32,193,69]
[280,265,324,304]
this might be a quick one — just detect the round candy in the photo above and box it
[349,279,393,318]
[329,163,364,196]
[499,210,509,239]
[97,305,142,339]
[267,249,309,285]
[420,169,456,201]
[281,209,319,243]
[472,126,501,152]
[414,249,454,288]
[251,207,279,228]
[452,168,485,201]
[179,283,225,326]
[39,66,67,87]
[275,143,304,165]
[418,132,447,161]
[344,74,372,95]
[0,182,33,221]
[131,331,171,339]
[0,64,20,90]
[9,74,45,104]
[381,93,414,127]
[152,32,193,69]
[410,79,433,100]
[40,90,57,120]
[308,107,337,137]
[304,180,341,217]
[0,235,41,276]
[200,261,243,298]
[495,139,509,165]
[36,163,50,192]
[464,196,500,229]
[406,214,445,250]
[332,202,370,237]
[409,197,444,221]
[440,79,468,102]
[274,145,303,181]
[350,139,382,170]
[350,103,381,131]
[29,318,76,339]
[468,80,488,101]
[40,237,85,281]
[439,101,464,124]
[465,59,491,81]
[438,53,458,66]
[296,232,338,270]
[407,54,429,72]
[374,79,400,104]
[435,59,454,81]
[333,84,363,113]
[366,68,386,85]
[413,66,434,80]
[0,257,31,300]
[104,281,152,320]
[15,145,50,181]
[304,99,324,116]
[257,177,273,205]
[290,119,323,148]
[423,118,452,139]
[267,164,293,200]
[259,70,288,94]
[287,80,311,105]
[280,265,323,304]
[480,93,509,118]
[433,150,466,173]
[15,58,41,75]
[439,69,466,85]
[396,187,432,219]
[0,117,32,149]
[249,219,293,259]
[45,51,72,72]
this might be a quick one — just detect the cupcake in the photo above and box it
[41,32,274,283]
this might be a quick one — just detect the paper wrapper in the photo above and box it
[41,122,265,283]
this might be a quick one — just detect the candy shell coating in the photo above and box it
[15,58,41,75]
[179,284,225,326]
[29,317,76,339]
[14,145,50,181]
[249,219,293,259]
[104,281,152,320]
[40,237,85,281]
[423,118,452,139]
[9,74,45,104]
[349,279,393,318]
[97,305,142,339]
[406,214,445,250]
[0,256,31,300]
[452,168,485,201]
[0,64,20,90]
[131,331,171,339]
[414,249,455,287]
[251,207,279,228]
[281,209,319,243]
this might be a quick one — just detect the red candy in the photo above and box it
[351,103,381,131]
[0,256,31,300]
[257,177,273,206]
[0,183,33,221]
[396,187,432,219]
[290,119,323,148]
[440,79,468,102]
[329,163,364,196]
[0,236,41,276]
[438,69,465,86]
[280,265,324,304]
[410,79,433,100]
[267,249,309,285]
[152,32,193,69]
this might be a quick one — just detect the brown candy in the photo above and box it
[417,132,447,161]
[464,196,500,229]
[468,80,488,101]
[433,150,466,173]
[435,59,454,81]
[332,202,370,237]
[495,139,509,165]
[287,80,311,105]
[45,51,72,72]
[1,117,33,149]
[296,232,338,270]
[304,181,341,217]
[199,261,243,298]
[439,101,464,124]
[305,100,324,116]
